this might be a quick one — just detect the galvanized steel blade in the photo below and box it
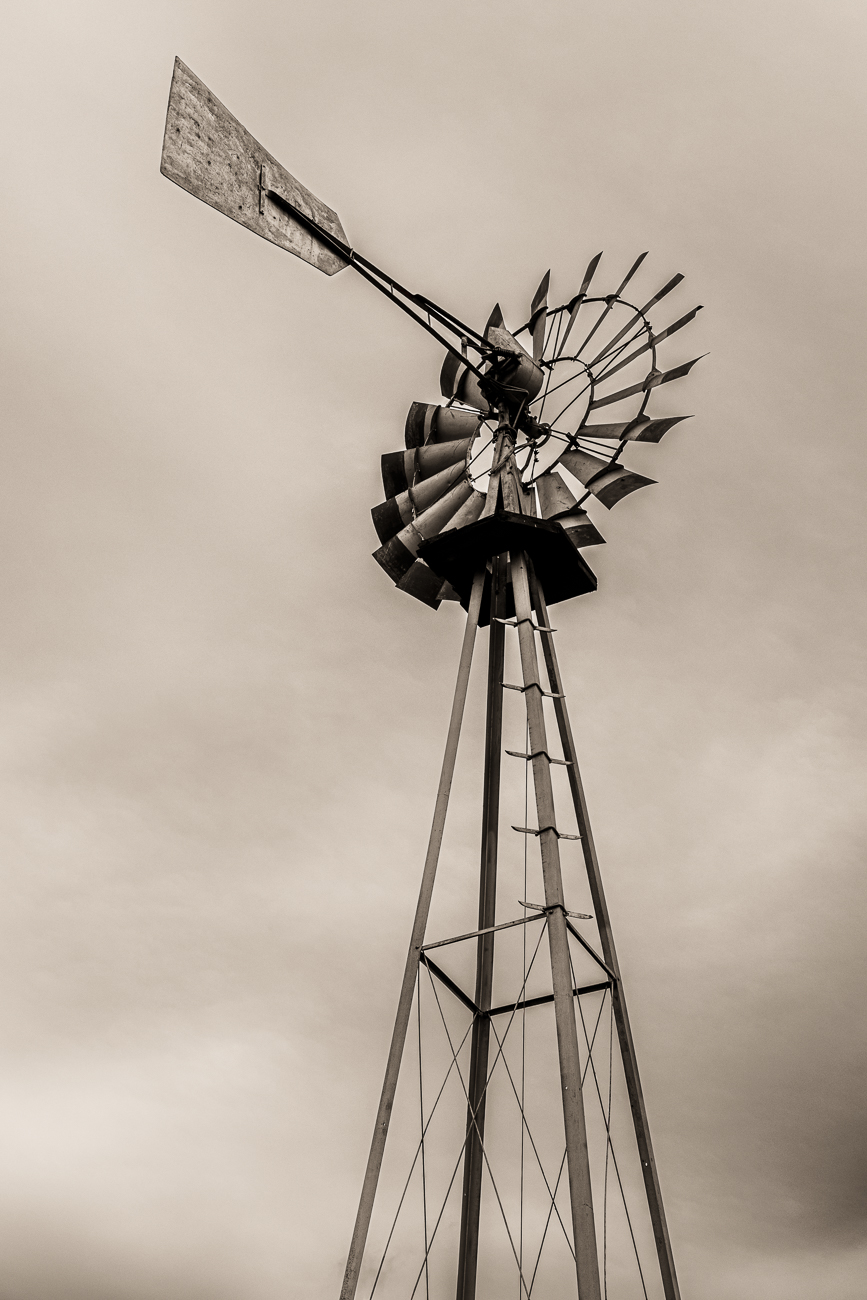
[529,271,550,364]
[484,303,505,336]
[587,273,684,367]
[573,252,648,358]
[595,307,703,383]
[588,355,705,410]
[576,416,690,443]
[555,252,603,359]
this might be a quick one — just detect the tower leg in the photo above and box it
[530,569,682,1300]
[511,553,602,1300]
[455,555,508,1300]
[339,568,486,1300]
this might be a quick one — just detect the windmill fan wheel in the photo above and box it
[371,255,703,621]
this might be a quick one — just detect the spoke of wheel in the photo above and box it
[588,274,683,368]
[592,321,652,381]
[555,252,603,359]
[546,377,595,432]
[536,313,563,422]
[572,254,647,357]
[529,363,590,407]
[593,323,652,381]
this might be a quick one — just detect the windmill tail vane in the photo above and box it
[161,54,703,1300]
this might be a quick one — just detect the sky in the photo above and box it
[0,1,866,1297]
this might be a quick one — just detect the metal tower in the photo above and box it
[160,56,703,1300]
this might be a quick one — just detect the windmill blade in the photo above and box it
[373,479,474,580]
[536,470,606,544]
[555,252,603,359]
[559,511,606,547]
[395,561,448,610]
[371,459,470,543]
[405,403,483,448]
[439,489,486,533]
[381,438,474,499]
[587,274,684,368]
[485,303,505,335]
[559,448,656,509]
[595,307,703,383]
[529,272,550,364]
[576,416,691,443]
[161,57,349,275]
[440,354,490,412]
[536,470,580,520]
[588,355,705,410]
[573,252,648,358]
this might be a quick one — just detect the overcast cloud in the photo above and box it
[0,2,865,1297]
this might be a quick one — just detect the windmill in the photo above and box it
[161,57,703,1300]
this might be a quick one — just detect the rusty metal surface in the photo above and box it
[560,511,606,548]
[395,561,445,609]
[558,447,610,484]
[439,489,486,534]
[536,470,580,519]
[559,449,655,509]
[160,58,348,275]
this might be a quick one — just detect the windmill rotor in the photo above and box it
[372,263,703,616]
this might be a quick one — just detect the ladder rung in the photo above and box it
[493,616,557,634]
[506,749,571,766]
[520,899,593,920]
[512,825,580,841]
[501,682,565,699]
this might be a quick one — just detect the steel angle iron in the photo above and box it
[161,56,703,1300]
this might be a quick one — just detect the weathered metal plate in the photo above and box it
[420,511,596,625]
[536,470,579,519]
[161,58,349,275]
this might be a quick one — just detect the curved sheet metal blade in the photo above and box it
[555,252,602,359]
[587,273,684,367]
[576,416,690,442]
[573,252,648,358]
[160,57,349,275]
[595,307,702,383]
[529,271,550,364]
[588,355,705,410]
